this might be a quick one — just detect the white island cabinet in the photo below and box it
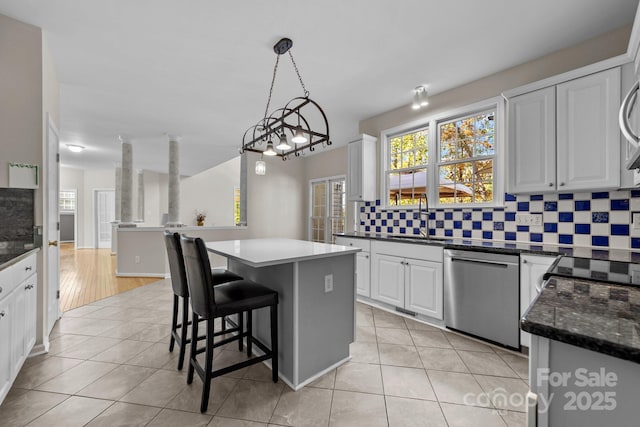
[0,251,38,404]
[206,238,359,390]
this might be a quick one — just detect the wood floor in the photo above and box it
[59,242,160,311]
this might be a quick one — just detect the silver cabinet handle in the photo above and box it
[522,259,528,264]
[0,286,3,294]
[25,284,34,290]
[0,311,5,318]
[548,183,553,187]
[25,266,32,271]
[365,255,369,259]
[620,81,640,146]
[559,182,565,186]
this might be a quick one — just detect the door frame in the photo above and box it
[44,113,60,346]
[93,188,116,249]
[308,174,346,242]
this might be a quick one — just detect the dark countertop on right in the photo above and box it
[521,275,640,363]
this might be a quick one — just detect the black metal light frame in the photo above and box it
[240,38,331,160]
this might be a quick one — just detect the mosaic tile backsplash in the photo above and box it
[359,190,640,250]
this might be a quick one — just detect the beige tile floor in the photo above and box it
[0,279,530,426]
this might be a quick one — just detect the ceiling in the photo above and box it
[0,0,638,176]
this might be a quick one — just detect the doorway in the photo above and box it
[94,189,115,249]
[309,176,346,243]
[59,189,77,245]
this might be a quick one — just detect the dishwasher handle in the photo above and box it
[450,257,511,268]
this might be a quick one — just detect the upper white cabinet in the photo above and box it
[508,68,621,193]
[347,134,376,201]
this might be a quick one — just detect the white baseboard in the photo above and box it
[29,343,48,357]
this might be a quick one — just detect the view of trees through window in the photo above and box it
[387,127,428,206]
[438,110,495,204]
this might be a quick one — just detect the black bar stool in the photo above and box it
[163,231,243,370]
[180,235,278,413]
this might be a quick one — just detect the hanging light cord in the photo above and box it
[288,51,309,98]
[263,54,280,122]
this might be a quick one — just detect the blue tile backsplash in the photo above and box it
[358,190,640,250]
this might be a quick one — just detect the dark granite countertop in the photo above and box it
[521,276,640,363]
[335,232,640,262]
[0,248,39,271]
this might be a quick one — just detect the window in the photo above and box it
[59,190,76,211]
[381,98,502,209]
[386,127,428,206]
[437,109,495,205]
[310,177,346,243]
[234,187,241,225]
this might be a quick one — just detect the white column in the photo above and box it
[114,164,122,222]
[166,135,182,227]
[120,135,135,226]
[137,169,145,222]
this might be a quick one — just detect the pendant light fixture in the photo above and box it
[412,86,429,110]
[276,133,291,150]
[241,38,331,160]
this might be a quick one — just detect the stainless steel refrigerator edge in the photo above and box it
[444,249,520,349]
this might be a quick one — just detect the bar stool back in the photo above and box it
[163,231,242,370]
[180,235,279,413]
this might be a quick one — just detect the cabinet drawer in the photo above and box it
[0,266,15,302]
[335,237,371,253]
[13,254,36,285]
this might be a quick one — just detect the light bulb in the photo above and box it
[276,133,291,150]
[292,126,307,144]
[264,141,277,156]
[412,91,420,110]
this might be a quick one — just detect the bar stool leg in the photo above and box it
[169,294,178,352]
[221,316,226,333]
[187,312,199,384]
[201,317,215,413]
[271,304,278,383]
[238,312,244,351]
[177,296,189,370]
[246,310,252,357]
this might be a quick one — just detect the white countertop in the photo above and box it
[205,238,360,268]
[116,225,247,232]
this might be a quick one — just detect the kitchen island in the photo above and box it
[205,238,360,390]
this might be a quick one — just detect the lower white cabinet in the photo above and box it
[335,237,371,297]
[0,253,38,405]
[520,254,557,347]
[371,241,443,320]
[0,295,12,401]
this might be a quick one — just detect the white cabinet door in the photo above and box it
[508,86,556,193]
[405,258,443,319]
[0,296,11,402]
[10,286,26,377]
[556,68,621,191]
[373,254,404,307]
[356,252,371,297]
[520,254,557,347]
[24,275,37,354]
[347,134,376,201]
[347,141,362,201]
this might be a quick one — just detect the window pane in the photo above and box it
[475,135,494,156]
[455,162,473,183]
[474,159,493,182]
[473,181,493,202]
[439,164,455,184]
[457,139,473,160]
[456,118,474,140]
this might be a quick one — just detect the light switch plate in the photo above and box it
[632,211,640,236]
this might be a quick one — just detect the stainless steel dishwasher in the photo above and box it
[444,249,520,349]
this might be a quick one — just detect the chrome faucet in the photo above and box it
[418,193,429,237]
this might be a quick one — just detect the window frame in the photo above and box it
[380,96,505,210]
[385,125,430,208]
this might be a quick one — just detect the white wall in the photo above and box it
[180,156,239,226]
[142,170,168,226]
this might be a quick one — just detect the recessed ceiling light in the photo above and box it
[66,144,85,153]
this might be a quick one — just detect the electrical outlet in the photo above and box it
[135,256,140,264]
[515,214,543,226]
[324,274,333,293]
